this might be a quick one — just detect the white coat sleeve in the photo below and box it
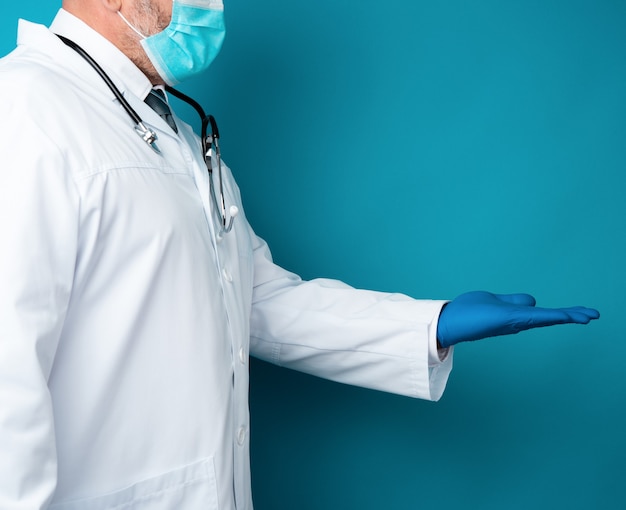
[0,84,79,508]
[248,230,453,402]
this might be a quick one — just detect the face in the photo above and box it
[124,0,172,38]
[120,0,173,84]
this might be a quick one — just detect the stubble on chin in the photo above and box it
[122,0,171,85]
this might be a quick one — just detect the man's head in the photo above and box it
[62,0,227,86]
[62,0,174,84]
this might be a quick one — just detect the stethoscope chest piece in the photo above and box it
[57,34,162,154]
[134,122,161,154]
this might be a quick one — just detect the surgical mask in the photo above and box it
[119,0,226,85]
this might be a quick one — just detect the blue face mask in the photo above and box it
[120,0,226,86]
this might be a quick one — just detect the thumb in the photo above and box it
[495,293,537,307]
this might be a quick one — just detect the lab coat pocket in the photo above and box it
[49,457,219,510]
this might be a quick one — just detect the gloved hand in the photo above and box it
[436,291,600,348]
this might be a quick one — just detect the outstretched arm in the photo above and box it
[437,291,600,348]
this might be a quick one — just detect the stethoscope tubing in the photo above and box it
[56,34,236,234]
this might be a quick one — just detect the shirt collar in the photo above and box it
[48,8,153,101]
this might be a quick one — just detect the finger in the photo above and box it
[520,307,599,329]
[564,306,600,319]
[566,312,595,324]
[561,307,601,322]
[495,293,537,307]
[541,306,600,323]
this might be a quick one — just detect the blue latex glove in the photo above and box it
[437,291,600,348]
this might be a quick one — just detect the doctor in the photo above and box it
[0,0,599,508]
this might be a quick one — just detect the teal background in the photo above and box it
[3,1,624,508]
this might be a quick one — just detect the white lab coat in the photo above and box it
[0,9,453,510]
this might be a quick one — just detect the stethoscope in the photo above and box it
[57,34,238,235]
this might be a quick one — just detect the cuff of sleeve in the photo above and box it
[424,299,453,401]
[406,299,454,401]
[428,300,451,366]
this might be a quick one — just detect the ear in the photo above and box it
[63,0,122,19]
[101,0,124,13]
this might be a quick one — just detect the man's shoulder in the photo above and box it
[0,44,69,95]
[0,44,87,122]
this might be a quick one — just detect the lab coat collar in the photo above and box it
[27,8,153,103]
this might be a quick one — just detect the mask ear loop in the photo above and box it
[117,10,149,39]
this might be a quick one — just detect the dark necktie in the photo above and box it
[144,88,178,133]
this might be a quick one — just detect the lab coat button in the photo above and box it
[237,426,247,445]
[239,347,247,364]
[222,268,233,282]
